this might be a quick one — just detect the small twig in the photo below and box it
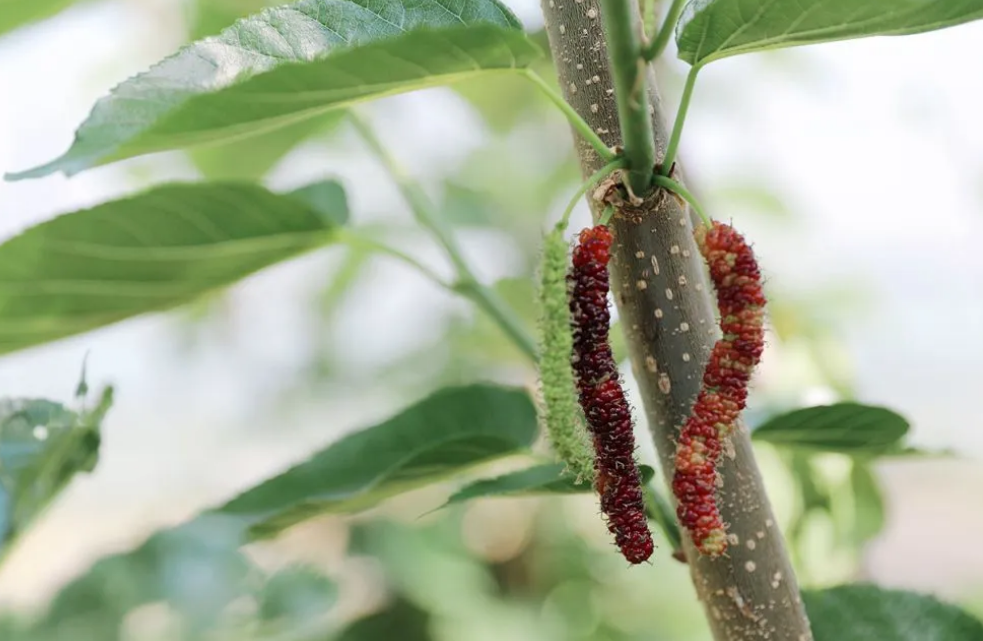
[350,112,539,362]
[524,70,616,163]
[643,0,687,61]
[335,229,451,290]
[651,174,711,227]
[660,65,699,175]
[559,158,627,229]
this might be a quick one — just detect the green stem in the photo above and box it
[335,229,451,289]
[601,0,657,195]
[350,112,539,363]
[524,71,615,163]
[598,205,615,226]
[643,0,687,61]
[559,158,626,229]
[651,174,711,227]
[660,65,699,176]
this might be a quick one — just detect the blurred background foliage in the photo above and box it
[1,0,982,640]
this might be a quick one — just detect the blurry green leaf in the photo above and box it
[453,29,554,133]
[0,0,78,38]
[0,392,108,560]
[189,112,347,181]
[804,584,983,641]
[336,597,432,641]
[710,183,790,219]
[784,451,840,563]
[791,453,832,514]
[259,566,337,625]
[848,462,885,546]
[30,514,254,638]
[217,384,539,539]
[187,0,275,39]
[443,463,657,508]
[786,452,833,546]
[0,182,346,356]
[285,179,350,226]
[751,403,909,455]
[447,278,538,367]
[609,320,628,363]
[439,182,499,227]
[676,0,983,67]
[445,463,585,505]
[7,0,537,180]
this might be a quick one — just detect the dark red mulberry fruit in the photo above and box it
[569,225,653,565]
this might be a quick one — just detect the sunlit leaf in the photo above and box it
[804,584,983,641]
[751,403,909,455]
[0,181,347,355]
[7,0,538,179]
[217,384,539,538]
[676,0,983,67]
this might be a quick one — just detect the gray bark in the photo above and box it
[537,1,814,639]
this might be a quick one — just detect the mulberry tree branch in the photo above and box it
[537,1,814,639]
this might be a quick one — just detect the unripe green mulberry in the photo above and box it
[537,224,593,482]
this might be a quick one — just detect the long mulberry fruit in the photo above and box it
[569,225,654,565]
[672,221,766,557]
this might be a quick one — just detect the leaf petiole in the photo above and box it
[651,174,711,227]
[660,65,699,176]
[334,229,451,290]
[523,71,616,163]
[559,158,626,230]
[350,112,539,362]
[643,0,688,61]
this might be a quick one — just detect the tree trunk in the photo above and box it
[537,2,814,639]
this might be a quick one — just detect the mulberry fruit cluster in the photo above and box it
[672,221,766,557]
[568,224,654,565]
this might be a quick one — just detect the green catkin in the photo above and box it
[537,224,594,481]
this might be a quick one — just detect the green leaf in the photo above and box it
[804,584,983,641]
[446,463,587,505]
[337,597,432,641]
[676,0,983,67]
[7,0,538,180]
[0,0,79,38]
[284,178,350,225]
[443,462,657,507]
[216,384,539,539]
[848,462,885,546]
[751,403,909,455]
[0,392,109,559]
[0,181,346,356]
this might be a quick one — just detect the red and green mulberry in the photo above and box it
[672,221,766,557]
